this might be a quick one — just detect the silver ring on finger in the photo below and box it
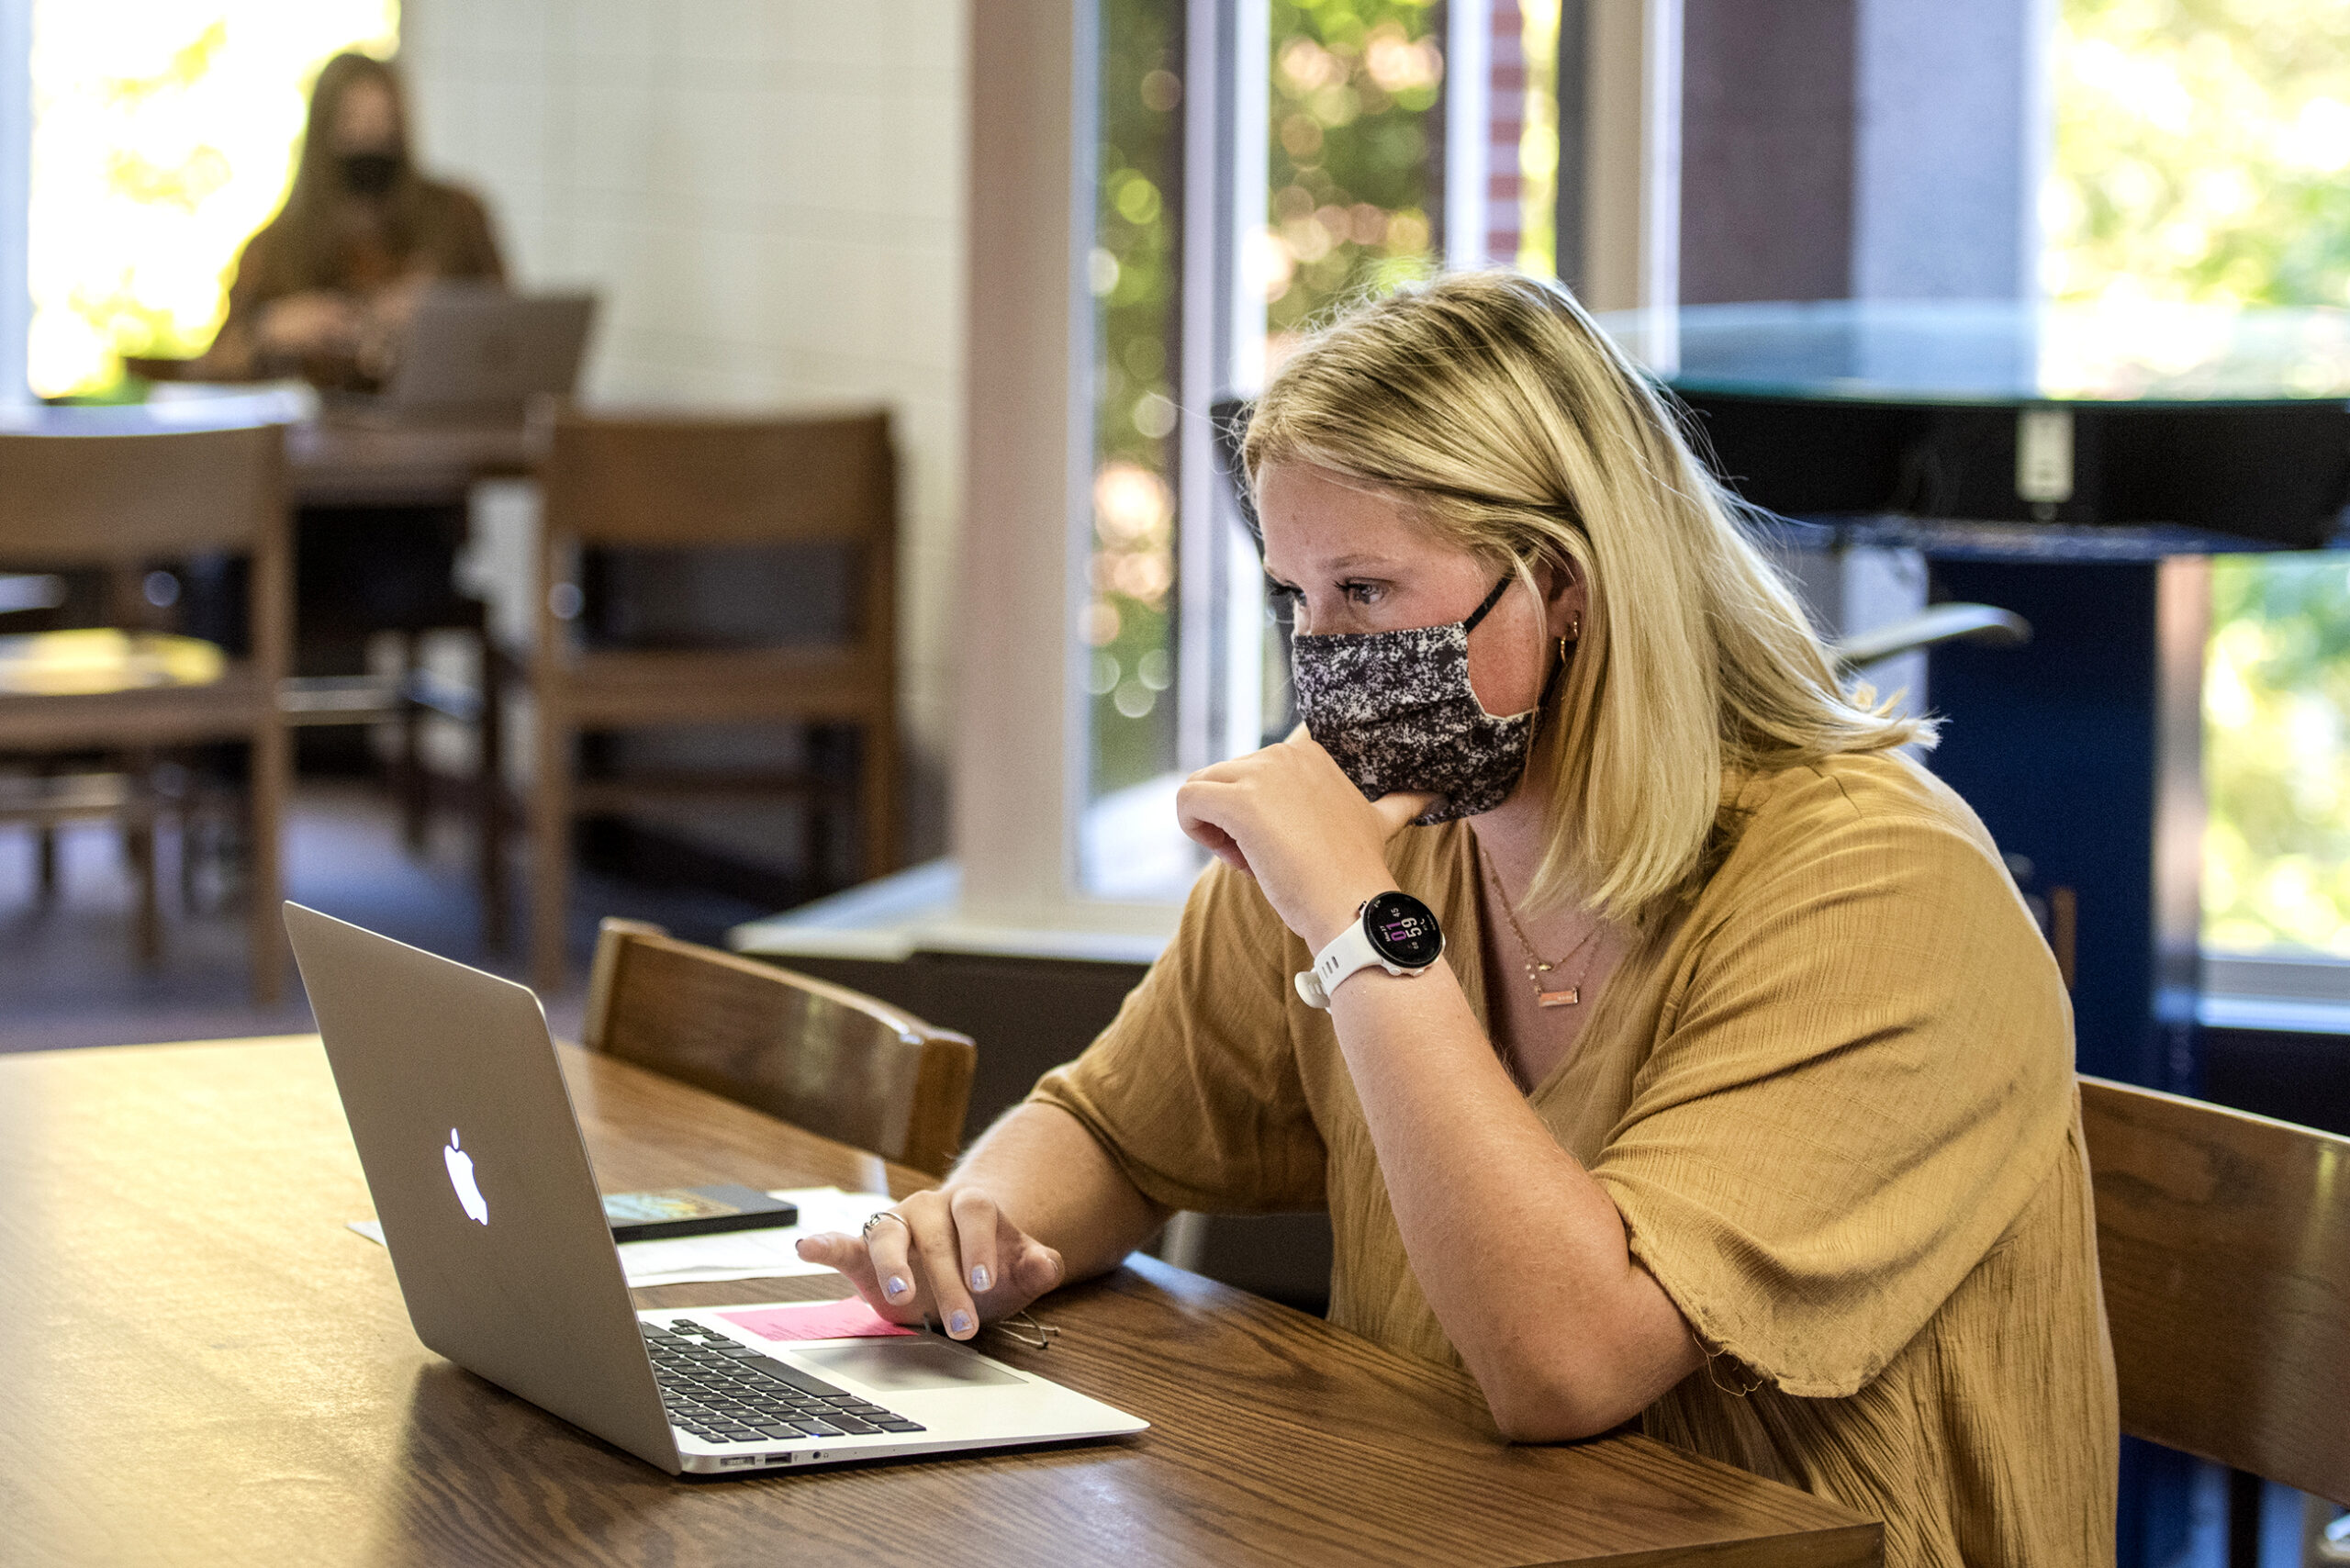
[860,1210,910,1242]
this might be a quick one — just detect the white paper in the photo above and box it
[347,1186,895,1287]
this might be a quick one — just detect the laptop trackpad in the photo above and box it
[794,1339,1025,1392]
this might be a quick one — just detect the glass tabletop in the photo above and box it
[1596,299,2350,406]
[0,382,313,436]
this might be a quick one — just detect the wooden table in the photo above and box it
[0,1037,1879,1566]
[287,416,536,509]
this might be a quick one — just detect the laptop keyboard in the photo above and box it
[643,1319,927,1445]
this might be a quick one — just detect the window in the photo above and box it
[962,0,1611,934]
[1081,0,1190,899]
[1077,0,1456,902]
[2047,0,2350,962]
[1262,1,1443,361]
[27,0,397,398]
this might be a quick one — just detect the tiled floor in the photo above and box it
[0,781,774,1053]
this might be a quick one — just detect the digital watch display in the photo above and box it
[1294,890,1446,1010]
[1361,891,1442,968]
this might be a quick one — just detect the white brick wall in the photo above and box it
[400,0,968,857]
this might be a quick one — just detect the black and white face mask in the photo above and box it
[1291,574,1547,825]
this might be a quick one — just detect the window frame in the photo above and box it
[953,0,1682,938]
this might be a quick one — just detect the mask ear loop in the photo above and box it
[1459,572,1517,634]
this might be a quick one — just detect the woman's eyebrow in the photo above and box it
[1264,554,1398,586]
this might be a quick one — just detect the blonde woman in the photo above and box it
[801,273,2116,1563]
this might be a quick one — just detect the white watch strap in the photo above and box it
[1294,920,1389,1010]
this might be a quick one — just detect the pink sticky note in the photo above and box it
[720,1297,918,1342]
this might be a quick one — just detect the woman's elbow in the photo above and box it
[1467,1282,1704,1442]
[1483,1368,1644,1444]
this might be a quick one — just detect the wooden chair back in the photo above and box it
[584,919,975,1178]
[0,424,288,566]
[540,409,894,549]
[0,422,291,670]
[2080,1075,2350,1505]
[0,420,292,1002]
[534,407,894,675]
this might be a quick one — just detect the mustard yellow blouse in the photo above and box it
[1031,751,2119,1566]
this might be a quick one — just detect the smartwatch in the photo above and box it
[1294,890,1445,1009]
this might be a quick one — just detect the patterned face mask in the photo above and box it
[1291,573,1544,825]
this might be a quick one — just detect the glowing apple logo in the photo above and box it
[444,1128,488,1225]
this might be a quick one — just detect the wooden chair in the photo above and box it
[523,409,899,991]
[583,918,975,1177]
[2080,1076,2350,1561]
[0,423,292,1002]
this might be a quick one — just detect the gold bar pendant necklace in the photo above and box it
[1479,841,1605,1009]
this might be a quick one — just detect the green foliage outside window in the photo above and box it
[27,0,400,397]
[2052,0,2350,956]
[1086,0,1184,800]
[2206,555,2350,954]
[1265,0,1442,353]
[2048,0,2350,308]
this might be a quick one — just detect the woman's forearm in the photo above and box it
[946,1102,1172,1284]
[1327,966,1701,1439]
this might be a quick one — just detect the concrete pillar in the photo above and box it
[1676,0,2045,305]
[1851,0,2048,299]
[1677,0,1854,305]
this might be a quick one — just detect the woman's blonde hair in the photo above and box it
[1242,270,1929,921]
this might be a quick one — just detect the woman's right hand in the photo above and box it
[793,1185,1067,1342]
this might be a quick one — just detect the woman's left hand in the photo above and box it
[1176,735,1436,949]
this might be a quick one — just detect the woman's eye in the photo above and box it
[1342,581,1384,606]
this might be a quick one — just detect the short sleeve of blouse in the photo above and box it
[1589,767,2076,1399]
[1026,860,1327,1214]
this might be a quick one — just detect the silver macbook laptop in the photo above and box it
[374,282,596,417]
[285,902,1147,1475]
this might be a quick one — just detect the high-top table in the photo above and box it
[0,1036,1878,1567]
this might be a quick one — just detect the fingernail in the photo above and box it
[969,1264,991,1291]
[886,1275,909,1298]
[948,1310,973,1336]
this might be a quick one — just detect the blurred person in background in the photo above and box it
[187,52,509,733]
[201,50,502,390]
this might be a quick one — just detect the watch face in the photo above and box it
[1362,891,1443,969]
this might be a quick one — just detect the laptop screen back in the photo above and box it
[284,902,678,1472]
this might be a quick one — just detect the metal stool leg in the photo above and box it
[477,629,509,952]
[2227,1468,2264,1568]
[398,632,429,852]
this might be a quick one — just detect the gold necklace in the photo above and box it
[1477,841,1604,1009]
